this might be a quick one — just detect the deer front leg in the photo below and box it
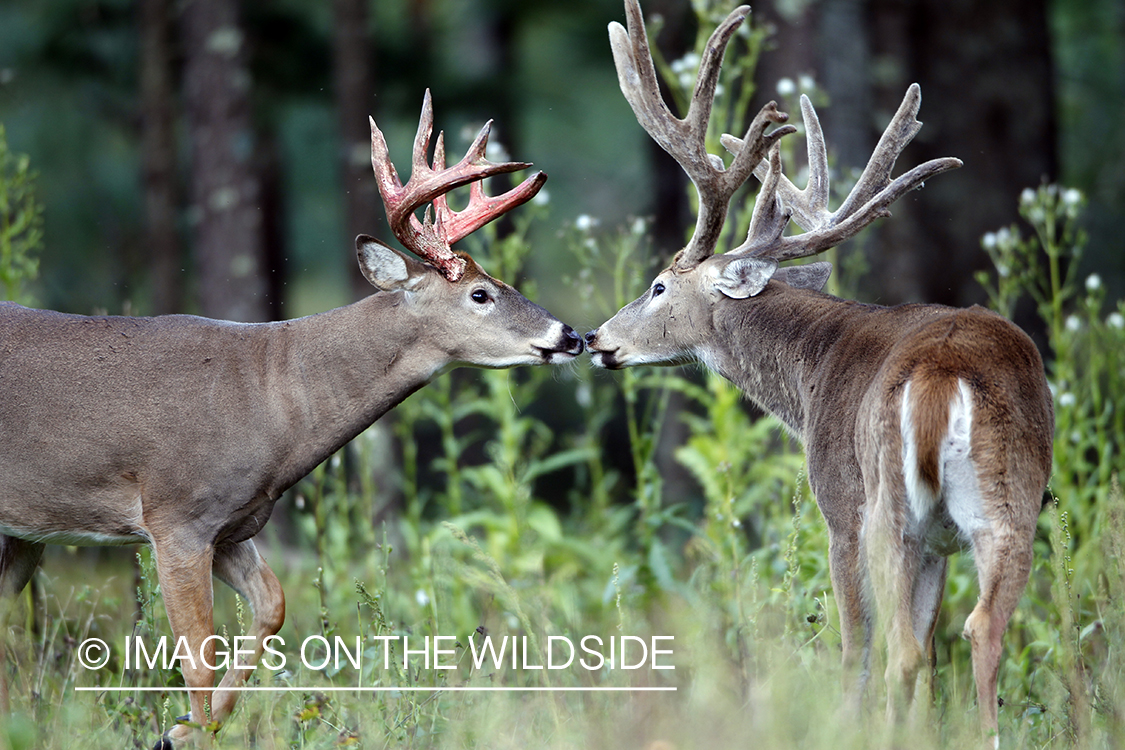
[210,539,285,723]
[824,518,873,707]
[911,553,948,711]
[151,534,217,748]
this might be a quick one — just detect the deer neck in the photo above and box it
[265,291,443,487]
[701,285,875,438]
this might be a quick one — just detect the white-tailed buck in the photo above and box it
[585,1,1053,742]
[0,91,581,747]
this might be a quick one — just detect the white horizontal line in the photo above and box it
[75,686,676,693]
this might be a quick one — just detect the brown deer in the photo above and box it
[0,91,581,747]
[584,1,1053,742]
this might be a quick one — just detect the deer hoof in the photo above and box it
[153,714,193,750]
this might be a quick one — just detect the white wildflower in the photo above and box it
[670,52,700,75]
[982,232,997,250]
[630,216,648,236]
[532,188,550,206]
[1065,315,1081,332]
[575,214,599,232]
[575,382,592,409]
[415,589,430,607]
[1086,274,1102,292]
[1108,312,1124,329]
[1062,188,1082,207]
[1059,392,1076,407]
[1019,188,1036,207]
[997,263,1010,278]
[798,74,816,92]
[776,77,796,96]
[485,139,510,164]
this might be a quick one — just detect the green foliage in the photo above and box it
[0,123,42,305]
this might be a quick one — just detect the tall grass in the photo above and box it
[3,3,1125,749]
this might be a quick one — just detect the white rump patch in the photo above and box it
[941,379,988,537]
[900,378,988,540]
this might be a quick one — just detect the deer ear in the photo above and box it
[710,255,778,299]
[356,235,427,291]
[773,262,833,291]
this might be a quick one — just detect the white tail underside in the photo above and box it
[900,378,989,546]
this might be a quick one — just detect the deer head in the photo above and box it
[584,0,961,369]
[362,90,581,367]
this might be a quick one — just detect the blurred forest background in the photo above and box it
[0,0,1121,329]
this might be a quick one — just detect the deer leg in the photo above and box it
[882,537,928,724]
[0,536,45,712]
[910,553,948,716]
[826,524,872,706]
[963,522,1034,745]
[862,456,928,726]
[209,539,285,724]
[150,534,216,747]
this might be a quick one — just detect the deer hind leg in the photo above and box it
[0,536,45,712]
[209,539,285,724]
[150,533,217,748]
[863,452,929,726]
[962,518,1035,745]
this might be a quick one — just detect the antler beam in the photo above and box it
[369,90,547,281]
[724,84,963,262]
[608,0,794,271]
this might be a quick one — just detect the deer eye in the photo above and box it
[652,282,666,297]
[470,289,490,304]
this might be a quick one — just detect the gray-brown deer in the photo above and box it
[0,91,581,747]
[584,1,1053,742]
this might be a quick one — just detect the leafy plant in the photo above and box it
[0,123,42,305]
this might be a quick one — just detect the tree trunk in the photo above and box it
[180,0,270,322]
[332,0,381,301]
[866,0,1057,310]
[139,0,182,315]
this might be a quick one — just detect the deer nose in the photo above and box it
[562,325,584,353]
[584,329,598,346]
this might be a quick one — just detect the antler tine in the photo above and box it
[609,0,792,271]
[368,89,547,281]
[431,123,549,247]
[726,84,962,263]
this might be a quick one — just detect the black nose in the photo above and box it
[584,329,598,345]
[562,325,584,352]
